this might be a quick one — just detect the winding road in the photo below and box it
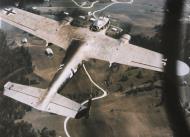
[64,64,108,137]
[64,0,134,136]
[69,0,134,18]
[70,0,99,9]
[92,0,134,18]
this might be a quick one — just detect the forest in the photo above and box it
[0,30,57,137]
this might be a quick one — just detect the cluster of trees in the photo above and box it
[0,0,44,7]
[70,17,89,27]
[125,83,162,96]
[0,30,56,137]
[69,9,86,18]
[0,31,32,80]
[54,11,68,21]
[130,34,162,53]
[136,71,143,79]
[0,116,56,137]
[126,24,162,53]
[64,89,99,102]
[183,23,190,64]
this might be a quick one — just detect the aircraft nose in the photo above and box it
[177,60,190,76]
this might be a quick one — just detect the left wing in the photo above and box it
[0,7,68,49]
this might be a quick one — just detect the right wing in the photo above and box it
[4,82,85,118]
[86,38,164,72]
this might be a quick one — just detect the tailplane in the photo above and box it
[4,82,86,119]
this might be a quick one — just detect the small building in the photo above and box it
[79,15,86,20]
[32,7,37,10]
[64,12,69,16]
[90,16,110,31]
[88,12,92,16]
[111,27,117,32]
[45,48,54,57]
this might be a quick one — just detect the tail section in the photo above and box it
[4,82,87,119]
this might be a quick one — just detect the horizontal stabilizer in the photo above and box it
[4,82,46,107]
[4,82,87,118]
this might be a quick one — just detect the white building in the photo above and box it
[45,48,54,56]
[90,16,110,31]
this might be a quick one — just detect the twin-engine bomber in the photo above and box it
[0,7,183,119]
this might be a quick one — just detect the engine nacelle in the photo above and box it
[120,34,131,45]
